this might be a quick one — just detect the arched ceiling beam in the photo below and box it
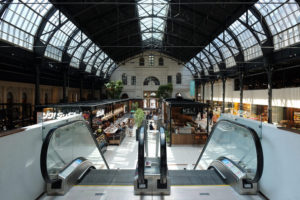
[34,6,56,56]
[90,50,104,75]
[79,41,93,71]
[0,0,12,19]
[210,42,226,71]
[61,28,80,63]
[249,6,274,55]
[225,29,245,64]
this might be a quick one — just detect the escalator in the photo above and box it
[40,119,264,199]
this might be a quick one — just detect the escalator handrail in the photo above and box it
[40,120,109,184]
[137,121,146,185]
[194,119,264,184]
[159,123,167,185]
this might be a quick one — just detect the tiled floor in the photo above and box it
[104,124,204,170]
[41,185,264,200]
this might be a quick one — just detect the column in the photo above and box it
[202,82,206,103]
[62,68,67,103]
[267,66,273,124]
[195,80,199,101]
[211,81,214,108]
[35,64,40,106]
[239,71,244,117]
[222,77,226,113]
[80,76,83,101]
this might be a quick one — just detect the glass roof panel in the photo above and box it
[205,44,222,63]
[256,0,300,50]
[83,44,100,63]
[217,31,239,55]
[229,20,263,61]
[0,0,52,50]
[45,20,77,61]
[67,31,88,55]
[70,39,92,68]
[137,0,169,42]
[213,38,236,68]
[240,10,267,42]
[40,10,68,43]
[255,0,300,35]
[84,48,101,72]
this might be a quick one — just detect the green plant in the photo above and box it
[134,108,145,128]
[164,129,170,143]
[131,102,139,111]
[157,83,173,99]
[105,80,124,99]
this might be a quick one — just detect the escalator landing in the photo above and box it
[40,185,264,200]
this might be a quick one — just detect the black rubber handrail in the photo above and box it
[40,120,109,183]
[194,119,264,184]
[158,121,167,185]
[137,121,146,186]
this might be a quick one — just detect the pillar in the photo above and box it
[63,69,67,103]
[202,82,206,103]
[267,66,273,124]
[239,71,244,117]
[222,77,226,113]
[80,76,83,101]
[211,81,214,108]
[34,64,40,106]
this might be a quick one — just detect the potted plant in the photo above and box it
[105,80,124,99]
[134,108,145,141]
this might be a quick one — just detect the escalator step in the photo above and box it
[169,170,225,185]
[78,169,135,185]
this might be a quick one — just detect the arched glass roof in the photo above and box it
[0,0,52,50]
[188,0,300,76]
[1,1,300,79]
[0,0,118,78]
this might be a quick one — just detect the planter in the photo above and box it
[136,127,140,141]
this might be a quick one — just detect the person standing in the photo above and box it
[208,110,213,125]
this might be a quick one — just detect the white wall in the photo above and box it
[0,115,82,200]
[110,51,194,99]
[220,114,300,200]
[203,79,300,108]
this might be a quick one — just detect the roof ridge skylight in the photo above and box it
[137,0,169,42]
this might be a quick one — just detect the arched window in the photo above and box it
[22,92,27,104]
[122,73,127,85]
[144,76,160,86]
[121,93,129,99]
[7,92,13,104]
[159,57,164,66]
[45,93,48,105]
[176,73,182,84]
[139,57,145,66]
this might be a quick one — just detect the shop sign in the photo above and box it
[96,109,105,117]
[182,107,197,115]
[43,112,80,120]
[294,111,300,121]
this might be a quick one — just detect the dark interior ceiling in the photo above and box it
[50,0,256,63]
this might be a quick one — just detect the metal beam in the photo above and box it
[34,6,56,56]
[61,28,80,63]
[250,7,274,49]
[79,40,93,71]
[0,0,12,19]
[91,50,104,75]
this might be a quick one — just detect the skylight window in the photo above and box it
[137,0,169,42]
